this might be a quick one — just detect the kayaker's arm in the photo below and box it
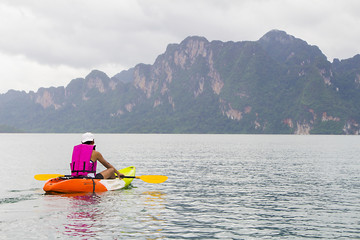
[95,151,125,179]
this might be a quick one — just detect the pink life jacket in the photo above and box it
[70,144,97,177]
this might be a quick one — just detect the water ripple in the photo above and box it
[0,134,360,239]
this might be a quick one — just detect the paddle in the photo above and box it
[34,174,168,184]
[34,174,64,180]
[123,175,168,184]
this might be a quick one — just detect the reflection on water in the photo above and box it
[40,190,169,239]
[142,191,166,204]
[140,191,167,235]
[63,193,102,239]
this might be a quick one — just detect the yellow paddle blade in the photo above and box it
[34,174,64,181]
[137,175,168,184]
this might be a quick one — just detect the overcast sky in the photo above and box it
[0,0,359,93]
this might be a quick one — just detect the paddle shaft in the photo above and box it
[35,174,167,183]
[35,175,136,180]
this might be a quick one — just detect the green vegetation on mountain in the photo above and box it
[0,30,359,134]
[0,124,24,133]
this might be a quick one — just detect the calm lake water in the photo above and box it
[0,134,359,239]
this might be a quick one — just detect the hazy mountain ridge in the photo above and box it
[0,30,359,134]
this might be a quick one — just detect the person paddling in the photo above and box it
[70,132,124,179]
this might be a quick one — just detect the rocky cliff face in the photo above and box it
[0,30,359,134]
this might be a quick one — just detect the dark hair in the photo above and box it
[82,141,94,145]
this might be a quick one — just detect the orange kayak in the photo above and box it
[43,166,136,194]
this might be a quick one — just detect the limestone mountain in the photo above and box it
[0,30,359,134]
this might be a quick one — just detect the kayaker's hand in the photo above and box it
[118,173,125,179]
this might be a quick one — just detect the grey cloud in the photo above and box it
[1,0,360,67]
[0,0,360,93]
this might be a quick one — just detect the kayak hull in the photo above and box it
[43,166,136,194]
